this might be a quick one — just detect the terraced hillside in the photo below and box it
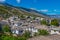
[0,3,50,19]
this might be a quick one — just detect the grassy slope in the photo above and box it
[0,4,50,19]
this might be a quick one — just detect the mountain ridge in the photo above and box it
[0,3,53,19]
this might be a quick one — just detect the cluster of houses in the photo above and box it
[0,15,60,36]
[7,16,40,36]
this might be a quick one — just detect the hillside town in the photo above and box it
[0,15,60,37]
[0,2,60,40]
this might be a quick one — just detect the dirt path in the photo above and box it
[28,35,60,40]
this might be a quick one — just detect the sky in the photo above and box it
[0,0,60,15]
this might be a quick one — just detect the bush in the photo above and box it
[1,34,27,40]
[38,29,49,35]
[23,31,31,38]
[2,25,11,32]
[41,20,48,25]
[18,37,26,40]
[51,19,59,26]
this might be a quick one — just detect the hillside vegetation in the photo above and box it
[0,3,50,19]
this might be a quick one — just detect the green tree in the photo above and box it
[1,34,17,40]
[41,20,48,25]
[51,19,59,26]
[2,25,10,32]
[33,17,35,20]
[20,15,25,18]
[23,31,31,38]
[18,37,26,40]
[38,29,49,35]
[1,34,27,40]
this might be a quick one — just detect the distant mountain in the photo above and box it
[49,15,60,19]
[17,7,50,18]
[0,3,51,19]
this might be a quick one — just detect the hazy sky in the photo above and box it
[0,0,60,15]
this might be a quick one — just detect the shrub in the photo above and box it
[38,29,49,35]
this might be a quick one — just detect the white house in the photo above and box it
[50,28,60,35]
[25,27,38,33]
[25,27,38,36]
[40,18,44,20]
[35,17,40,20]
[11,27,24,35]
